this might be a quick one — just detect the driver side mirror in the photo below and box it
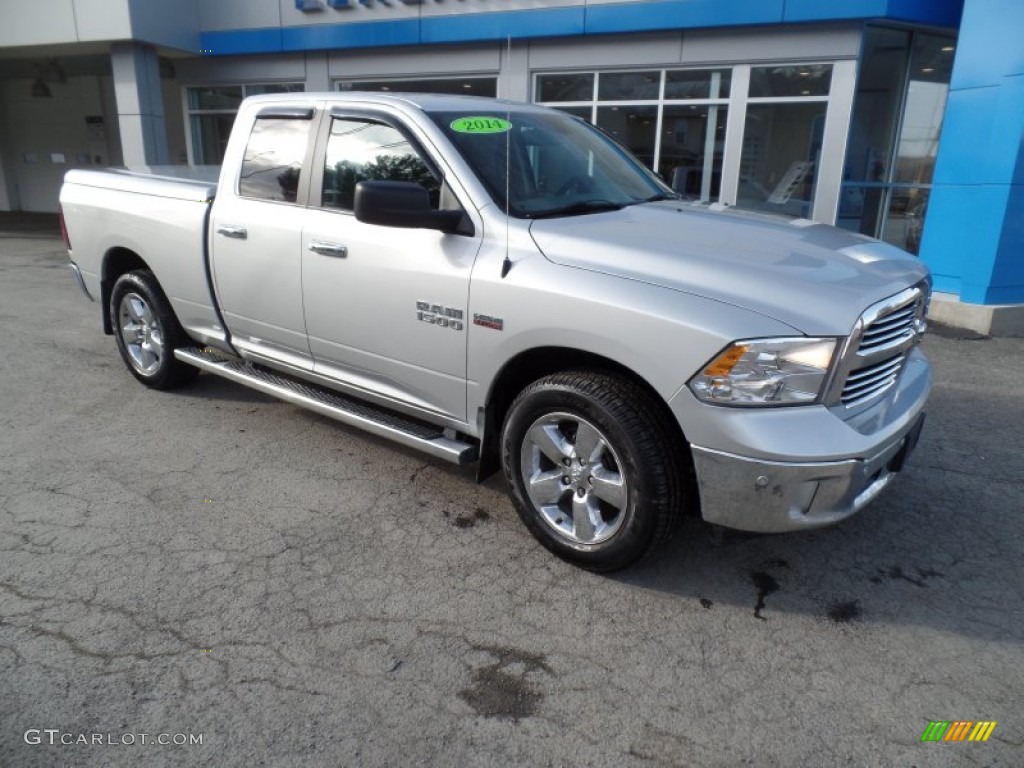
[354,181,470,235]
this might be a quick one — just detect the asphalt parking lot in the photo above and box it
[1,231,1022,767]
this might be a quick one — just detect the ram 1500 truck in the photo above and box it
[60,93,931,571]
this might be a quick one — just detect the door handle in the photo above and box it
[216,225,248,239]
[309,241,348,258]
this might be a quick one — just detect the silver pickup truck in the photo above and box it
[60,93,930,571]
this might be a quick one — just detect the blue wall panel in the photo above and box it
[783,0,961,27]
[282,19,420,51]
[920,0,1024,305]
[201,0,965,56]
[584,0,783,35]
[422,7,584,43]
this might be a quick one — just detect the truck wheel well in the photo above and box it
[100,248,150,334]
[479,348,697,516]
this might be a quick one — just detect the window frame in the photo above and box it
[308,108,450,217]
[235,108,319,207]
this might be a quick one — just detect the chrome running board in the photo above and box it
[175,347,478,466]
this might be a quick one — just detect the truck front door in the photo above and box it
[300,112,480,421]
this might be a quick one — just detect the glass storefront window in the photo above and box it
[738,102,826,218]
[187,86,242,111]
[535,61,836,210]
[186,83,305,165]
[536,73,594,102]
[665,69,731,100]
[536,68,732,202]
[551,105,592,120]
[596,106,658,167]
[659,105,727,199]
[598,71,660,101]
[843,28,910,186]
[750,65,832,98]
[882,187,930,255]
[839,27,955,251]
[189,114,236,165]
[338,77,497,97]
[893,35,954,186]
[245,83,307,97]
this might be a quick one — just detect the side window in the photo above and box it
[321,118,441,211]
[238,117,312,203]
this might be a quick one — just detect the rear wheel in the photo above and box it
[110,270,198,390]
[501,371,686,571]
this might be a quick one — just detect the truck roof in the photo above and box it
[240,91,551,114]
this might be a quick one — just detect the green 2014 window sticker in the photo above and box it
[450,116,512,134]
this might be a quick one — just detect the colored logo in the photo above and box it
[920,721,997,742]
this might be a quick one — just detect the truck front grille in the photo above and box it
[832,285,927,410]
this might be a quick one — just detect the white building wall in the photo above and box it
[0,0,131,48]
[1,75,111,212]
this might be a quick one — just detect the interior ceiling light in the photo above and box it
[941,45,955,52]
[922,67,935,73]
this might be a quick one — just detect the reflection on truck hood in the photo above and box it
[528,202,929,336]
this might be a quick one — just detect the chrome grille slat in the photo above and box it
[845,356,904,385]
[859,312,917,351]
[862,319,914,342]
[859,329,915,353]
[866,306,915,326]
[843,371,901,400]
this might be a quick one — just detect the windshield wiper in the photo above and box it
[527,200,625,219]
[626,193,681,206]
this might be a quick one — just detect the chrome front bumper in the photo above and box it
[691,412,926,533]
[68,260,94,301]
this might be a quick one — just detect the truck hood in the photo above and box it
[528,202,929,335]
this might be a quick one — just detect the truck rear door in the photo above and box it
[210,106,317,369]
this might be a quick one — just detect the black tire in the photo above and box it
[110,270,199,390]
[501,371,686,572]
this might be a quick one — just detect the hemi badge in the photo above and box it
[473,313,504,331]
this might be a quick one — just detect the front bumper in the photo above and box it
[691,412,925,532]
[677,346,930,533]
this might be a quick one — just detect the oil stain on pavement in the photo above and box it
[459,645,552,720]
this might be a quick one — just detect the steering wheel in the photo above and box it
[556,174,595,196]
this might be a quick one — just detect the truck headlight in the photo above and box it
[689,338,837,406]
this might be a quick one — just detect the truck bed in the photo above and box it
[61,167,222,344]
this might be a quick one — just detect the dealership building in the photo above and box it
[0,0,1020,332]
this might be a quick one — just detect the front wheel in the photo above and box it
[110,270,198,390]
[501,371,686,571]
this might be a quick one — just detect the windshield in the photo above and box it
[428,108,676,218]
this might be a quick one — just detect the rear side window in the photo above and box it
[321,117,441,211]
[238,117,313,203]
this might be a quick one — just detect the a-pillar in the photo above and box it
[110,42,169,167]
